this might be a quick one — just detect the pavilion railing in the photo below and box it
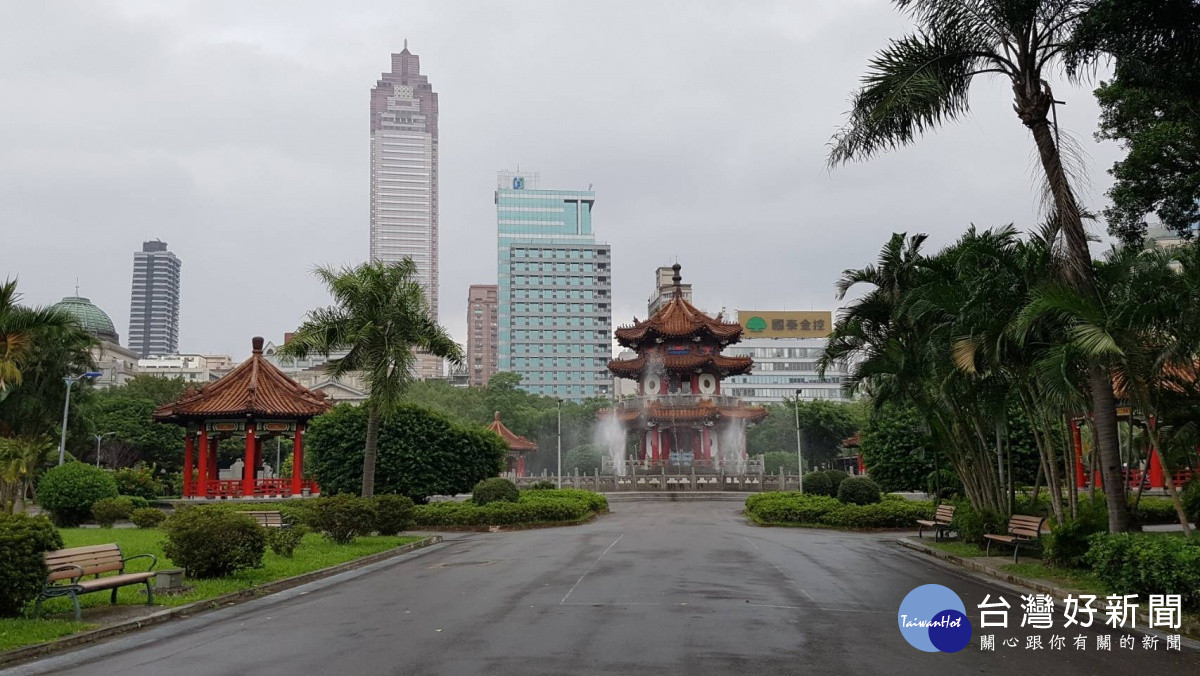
[194,478,321,499]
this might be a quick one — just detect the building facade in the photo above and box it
[52,293,137,389]
[466,284,499,387]
[721,311,850,404]
[136,354,232,384]
[648,265,693,315]
[128,240,181,358]
[496,170,612,400]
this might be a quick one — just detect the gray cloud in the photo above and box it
[1,0,1121,360]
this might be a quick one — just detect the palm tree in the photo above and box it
[0,278,73,402]
[0,436,54,513]
[829,0,1133,531]
[278,260,462,497]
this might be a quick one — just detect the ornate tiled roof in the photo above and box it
[613,264,743,347]
[485,412,538,452]
[153,337,331,422]
[607,353,753,378]
[602,398,767,424]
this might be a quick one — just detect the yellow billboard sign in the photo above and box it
[737,311,832,338]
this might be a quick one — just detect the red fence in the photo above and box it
[194,478,321,499]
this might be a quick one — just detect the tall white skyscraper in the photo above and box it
[128,240,181,358]
[369,44,442,379]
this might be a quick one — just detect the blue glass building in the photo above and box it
[496,171,612,400]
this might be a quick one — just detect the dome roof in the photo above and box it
[53,296,119,344]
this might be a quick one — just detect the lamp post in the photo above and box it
[94,432,117,468]
[556,398,563,489]
[58,372,102,466]
[794,389,804,493]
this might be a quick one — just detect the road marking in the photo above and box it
[560,534,624,605]
[742,535,760,551]
[744,535,815,602]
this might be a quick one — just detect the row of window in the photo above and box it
[726,347,827,359]
[509,343,607,355]
[510,330,609,340]
[508,262,604,273]
[509,289,606,300]
[508,248,607,259]
[724,388,847,400]
[512,303,606,313]
[725,375,845,384]
[510,275,606,286]
[512,317,607,328]
[514,369,612,382]
[513,357,610,368]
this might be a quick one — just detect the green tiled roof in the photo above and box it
[53,296,119,344]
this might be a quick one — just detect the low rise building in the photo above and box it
[721,310,850,404]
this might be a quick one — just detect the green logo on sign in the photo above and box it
[746,316,767,332]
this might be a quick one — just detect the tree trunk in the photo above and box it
[1016,82,1133,533]
[362,404,381,498]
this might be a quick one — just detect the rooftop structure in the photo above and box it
[485,411,537,477]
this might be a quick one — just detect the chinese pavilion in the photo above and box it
[486,412,538,477]
[154,337,331,498]
[602,265,766,470]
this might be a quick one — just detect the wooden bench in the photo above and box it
[37,544,157,621]
[983,514,1047,563]
[244,510,290,529]
[916,504,957,540]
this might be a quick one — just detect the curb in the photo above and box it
[0,535,443,669]
[896,537,1200,641]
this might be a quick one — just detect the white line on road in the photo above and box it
[560,534,624,605]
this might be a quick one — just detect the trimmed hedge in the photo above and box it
[1086,533,1200,609]
[36,463,120,526]
[745,491,932,529]
[473,478,519,506]
[412,490,606,529]
[91,496,135,527]
[0,514,63,617]
[837,477,882,505]
[129,507,167,529]
[371,494,415,535]
[306,494,377,544]
[162,506,266,578]
[801,472,834,497]
[110,467,162,500]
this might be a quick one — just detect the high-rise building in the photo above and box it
[648,265,693,315]
[722,310,850,404]
[128,240,181,358]
[496,170,612,400]
[466,284,499,387]
[369,43,442,380]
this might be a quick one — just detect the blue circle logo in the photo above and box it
[898,584,972,653]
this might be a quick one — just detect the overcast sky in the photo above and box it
[2,1,1122,361]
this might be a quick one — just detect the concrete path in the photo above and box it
[9,503,1198,675]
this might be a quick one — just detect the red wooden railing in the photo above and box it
[194,478,321,499]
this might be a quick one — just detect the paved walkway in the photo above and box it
[9,503,1198,675]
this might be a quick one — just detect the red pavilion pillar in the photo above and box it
[208,436,218,481]
[517,453,526,477]
[1070,419,1086,489]
[197,428,209,498]
[291,423,305,496]
[183,431,195,498]
[243,421,257,497]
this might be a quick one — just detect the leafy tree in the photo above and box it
[306,403,506,502]
[0,436,54,513]
[115,375,189,406]
[278,260,463,497]
[86,393,184,470]
[858,406,940,492]
[829,0,1133,531]
[746,400,859,467]
[0,279,75,402]
[563,445,603,475]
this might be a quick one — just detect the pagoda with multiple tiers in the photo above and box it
[602,264,766,470]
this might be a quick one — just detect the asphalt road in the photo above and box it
[10,502,1199,675]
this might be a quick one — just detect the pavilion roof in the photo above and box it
[485,412,538,452]
[153,337,332,423]
[607,353,753,379]
[614,264,743,347]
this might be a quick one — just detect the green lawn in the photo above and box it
[0,619,91,652]
[917,538,989,558]
[1000,562,1109,595]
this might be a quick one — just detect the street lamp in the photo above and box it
[94,432,117,468]
[794,389,804,493]
[556,398,563,489]
[58,372,102,466]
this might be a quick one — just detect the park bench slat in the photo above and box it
[984,514,1047,563]
[916,504,957,541]
[39,543,157,621]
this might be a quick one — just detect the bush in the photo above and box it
[123,495,151,510]
[801,472,834,497]
[522,489,608,513]
[91,496,135,527]
[953,502,1006,545]
[745,492,842,524]
[307,494,377,544]
[1086,533,1200,609]
[473,478,519,506]
[0,514,63,617]
[129,507,167,529]
[822,470,850,496]
[37,462,119,526]
[762,451,798,476]
[925,469,961,500]
[820,500,934,529]
[745,491,931,528]
[371,494,415,535]
[162,506,266,578]
[1133,497,1184,526]
[1044,500,1108,568]
[110,467,162,500]
[411,490,606,529]
[837,477,882,505]
[1184,480,1200,525]
[563,445,603,475]
[527,480,557,490]
[265,526,308,557]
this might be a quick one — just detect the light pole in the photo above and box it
[58,372,102,465]
[94,432,117,468]
[556,398,563,489]
[794,390,804,493]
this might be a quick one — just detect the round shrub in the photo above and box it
[91,496,135,527]
[307,494,377,544]
[745,492,841,524]
[162,506,266,578]
[952,502,1006,545]
[265,526,307,557]
[1184,480,1200,525]
[473,477,519,506]
[837,477,882,505]
[37,462,119,526]
[822,470,850,496]
[0,514,63,617]
[1086,533,1200,609]
[123,495,151,510]
[110,467,162,500]
[129,507,167,529]
[527,480,557,490]
[801,472,833,497]
[371,494,415,535]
